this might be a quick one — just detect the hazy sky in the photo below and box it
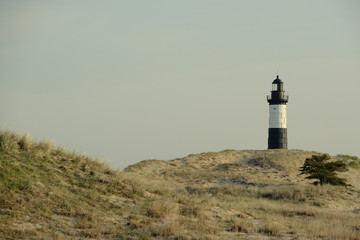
[1,1,359,169]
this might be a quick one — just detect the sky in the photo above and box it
[1,1,359,170]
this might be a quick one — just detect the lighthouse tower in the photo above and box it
[267,75,289,149]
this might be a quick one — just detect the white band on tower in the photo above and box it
[269,105,287,128]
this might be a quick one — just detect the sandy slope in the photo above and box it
[1,131,359,239]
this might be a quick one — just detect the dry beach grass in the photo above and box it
[1,130,360,239]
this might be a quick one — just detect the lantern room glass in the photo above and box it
[272,83,278,91]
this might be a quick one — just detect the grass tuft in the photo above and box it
[259,221,283,236]
[229,219,252,233]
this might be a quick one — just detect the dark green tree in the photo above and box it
[300,154,350,186]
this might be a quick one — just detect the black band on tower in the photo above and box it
[268,128,287,149]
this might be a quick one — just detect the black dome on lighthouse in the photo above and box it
[267,75,288,104]
[272,75,283,84]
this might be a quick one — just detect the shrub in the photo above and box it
[300,154,350,186]
[337,154,359,169]
[337,154,358,161]
[349,161,360,169]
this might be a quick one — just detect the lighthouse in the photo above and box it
[267,75,289,149]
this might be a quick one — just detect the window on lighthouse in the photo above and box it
[272,83,278,91]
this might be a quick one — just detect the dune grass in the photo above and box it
[1,130,360,239]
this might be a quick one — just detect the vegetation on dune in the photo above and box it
[1,130,360,239]
[0,130,142,239]
[300,154,350,186]
[338,154,360,169]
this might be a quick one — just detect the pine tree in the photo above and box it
[299,154,350,186]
